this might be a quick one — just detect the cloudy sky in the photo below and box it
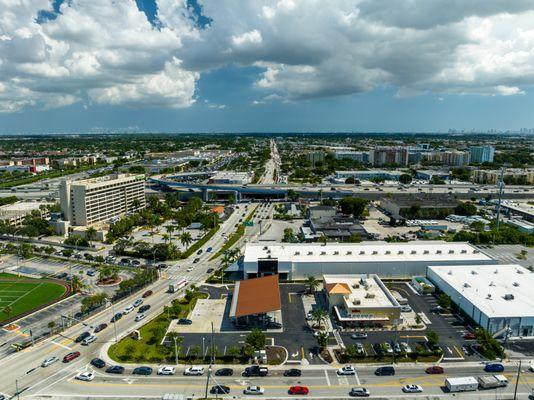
[1,0,534,133]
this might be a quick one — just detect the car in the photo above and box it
[81,335,97,345]
[484,363,504,373]
[157,263,168,269]
[86,270,95,276]
[106,365,125,374]
[75,371,95,382]
[123,305,134,314]
[184,366,204,375]
[350,332,368,339]
[157,366,176,375]
[402,384,423,393]
[142,290,153,298]
[400,342,412,353]
[355,343,365,354]
[284,369,302,377]
[401,305,412,312]
[75,331,91,343]
[243,366,268,377]
[135,314,146,322]
[425,366,444,374]
[375,366,395,376]
[206,247,213,253]
[186,267,193,272]
[41,356,59,367]
[131,260,141,266]
[313,330,327,337]
[133,299,143,307]
[463,332,476,340]
[133,366,153,375]
[206,268,214,273]
[337,366,356,376]
[138,304,151,313]
[196,249,203,255]
[91,358,106,368]
[63,351,81,363]
[383,342,393,354]
[111,312,123,323]
[267,321,282,329]
[529,360,534,372]
[178,318,193,325]
[215,368,233,376]
[193,258,200,263]
[120,258,131,265]
[243,386,265,395]
[349,387,370,397]
[288,386,309,395]
[210,385,230,395]
[373,343,384,356]
[393,342,402,353]
[94,323,108,333]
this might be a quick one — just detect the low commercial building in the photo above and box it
[427,264,534,338]
[229,274,281,325]
[380,194,458,221]
[208,171,254,185]
[59,173,146,226]
[0,201,52,226]
[505,219,534,234]
[499,201,534,222]
[415,170,450,181]
[334,170,403,181]
[324,274,401,328]
[241,241,496,280]
[472,168,534,185]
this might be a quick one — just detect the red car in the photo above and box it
[463,332,476,340]
[289,386,309,395]
[63,351,81,363]
[425,366,444,374]
[142,290,153,298]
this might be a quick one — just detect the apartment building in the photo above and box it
[370,147,409,166]
[59,173,146,226]
[469,146,495,164]
[472,168,534,185]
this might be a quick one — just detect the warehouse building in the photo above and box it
[324,274,401,328]
[59,173,146,226]
[241,241,496,280]
[427,264,534,338]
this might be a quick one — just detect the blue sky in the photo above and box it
[1,0,534,133]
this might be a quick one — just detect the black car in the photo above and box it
[206,268,214,273]
[91,358,106,368]
[157,264,168,269]
[138,305,151,313]
[106,365,125,374]
[75,331,91,343]
[373,343,384,356]
[178,318,192,325]
[210,385,230,395]
[94,323,108,333]
[56,272,68,279]
[111,312,123,323]
[193,258,200,263]
[284,369,302,377]
[133,366,153,375]
[267,321,282,329]
[374,366,395,376]
[196,249,203,255]
[215,368,233,376]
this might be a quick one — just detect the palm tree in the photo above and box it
[162,234,170,245]
[317,331,329,350]
[2,306,12,320]
[305,276,320,294]
[71,275,85,292]
[165,225,175,243]
[85,227,97,247]
[311,308,328,330]
[179,232,193,251]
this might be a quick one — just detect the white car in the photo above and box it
[81,335,97,346]
[243,386,265,395]
[75,371,95,381]
[41,356,59,367]
[135,314,146,322]
[400,342,412,353]
[133,299,143,307]
[529,360,534,372]
[157,366,176,375]
[402,385,423,393]
[337,366,356,376]
[123,305,134,314]
[184,366,204,376]
[313,330,327,337]
[186,267,193,272]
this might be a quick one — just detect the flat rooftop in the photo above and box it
[243,241,493,264]
[69,173,144,187]
[428,264,534,318]
[324,274,399,308]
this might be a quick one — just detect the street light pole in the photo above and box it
[173,336,178,365]
[513,360,522,400]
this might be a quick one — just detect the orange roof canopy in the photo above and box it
[230,274,281,318]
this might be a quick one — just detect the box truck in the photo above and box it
[445,377,478,392]
[478,375,508,389]
[168,278,188,293]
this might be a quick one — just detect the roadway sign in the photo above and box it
[244,221,254,227]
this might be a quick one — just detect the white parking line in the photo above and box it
[324,370,330,386]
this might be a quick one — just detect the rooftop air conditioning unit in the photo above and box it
[295,251,300,256]
[359,251,365,255]
[365,293,375,299]
[352,283,360,289]
[504,294,515,300]
[449,250,454,254]
[307,251,313,255]
[411,250,417,254]
[486,294,492,299]
[494,269,499,274]
[334,251,339,255]
[436,250,442,254]
[461,249,467,254]
[424,250,429,254]
[385,251,391,255]
[489,281,495,286]
[347,251,353,255]
[463,283,470,288]
[398,250,404,254]
[321,251,326,255]
[352,299,361,305]
[448,270,452,275]
[372,251,378,255]
[473,250,480,253]
[471,270,477,275]
[263,246,268,250]
[513,282,519,287]
[517,269,524,274]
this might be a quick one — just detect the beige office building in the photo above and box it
[59,174,146,226]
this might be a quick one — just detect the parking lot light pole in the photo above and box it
[173,336,178,365]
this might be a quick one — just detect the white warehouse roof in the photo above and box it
[243,241,493,264]
[428,264,534,319]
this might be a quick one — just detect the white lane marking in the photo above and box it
[31,359,84,395]
[50,340,72,350]
[354,372,361,386]
[324,370,331,387]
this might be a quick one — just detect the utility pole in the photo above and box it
[513,359,521,400]
[15,378,20,400]
[204,322,214,399]
[173,336,178,365]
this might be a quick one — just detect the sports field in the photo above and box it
[0,273,68,324]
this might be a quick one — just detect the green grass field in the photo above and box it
[0,273,67,323]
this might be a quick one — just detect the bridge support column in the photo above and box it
[202,188,209,202]
[233,191,240,204]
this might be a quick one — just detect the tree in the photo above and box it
[347,233,362,243]
[287,189,300,202]
[2,306,12,319]
[245,328,266,351]
[311,308,328,329]
[437,293,452,310]
[85,227,97,247]
[345,177,356,184]
[165,225,175,243]
[282,228,296,243]
[179,232,193,250]
[305,276,320,294]
[339,197,369,219]
[455,202,477,216]
[399,174,412,184]
[426,330,439,348]
[415,314,422,325]
[70,275,85,292]
[317,331,329,350]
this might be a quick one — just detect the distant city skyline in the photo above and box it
[2,1,534,133]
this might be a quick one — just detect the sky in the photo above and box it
[1,0,534,134]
